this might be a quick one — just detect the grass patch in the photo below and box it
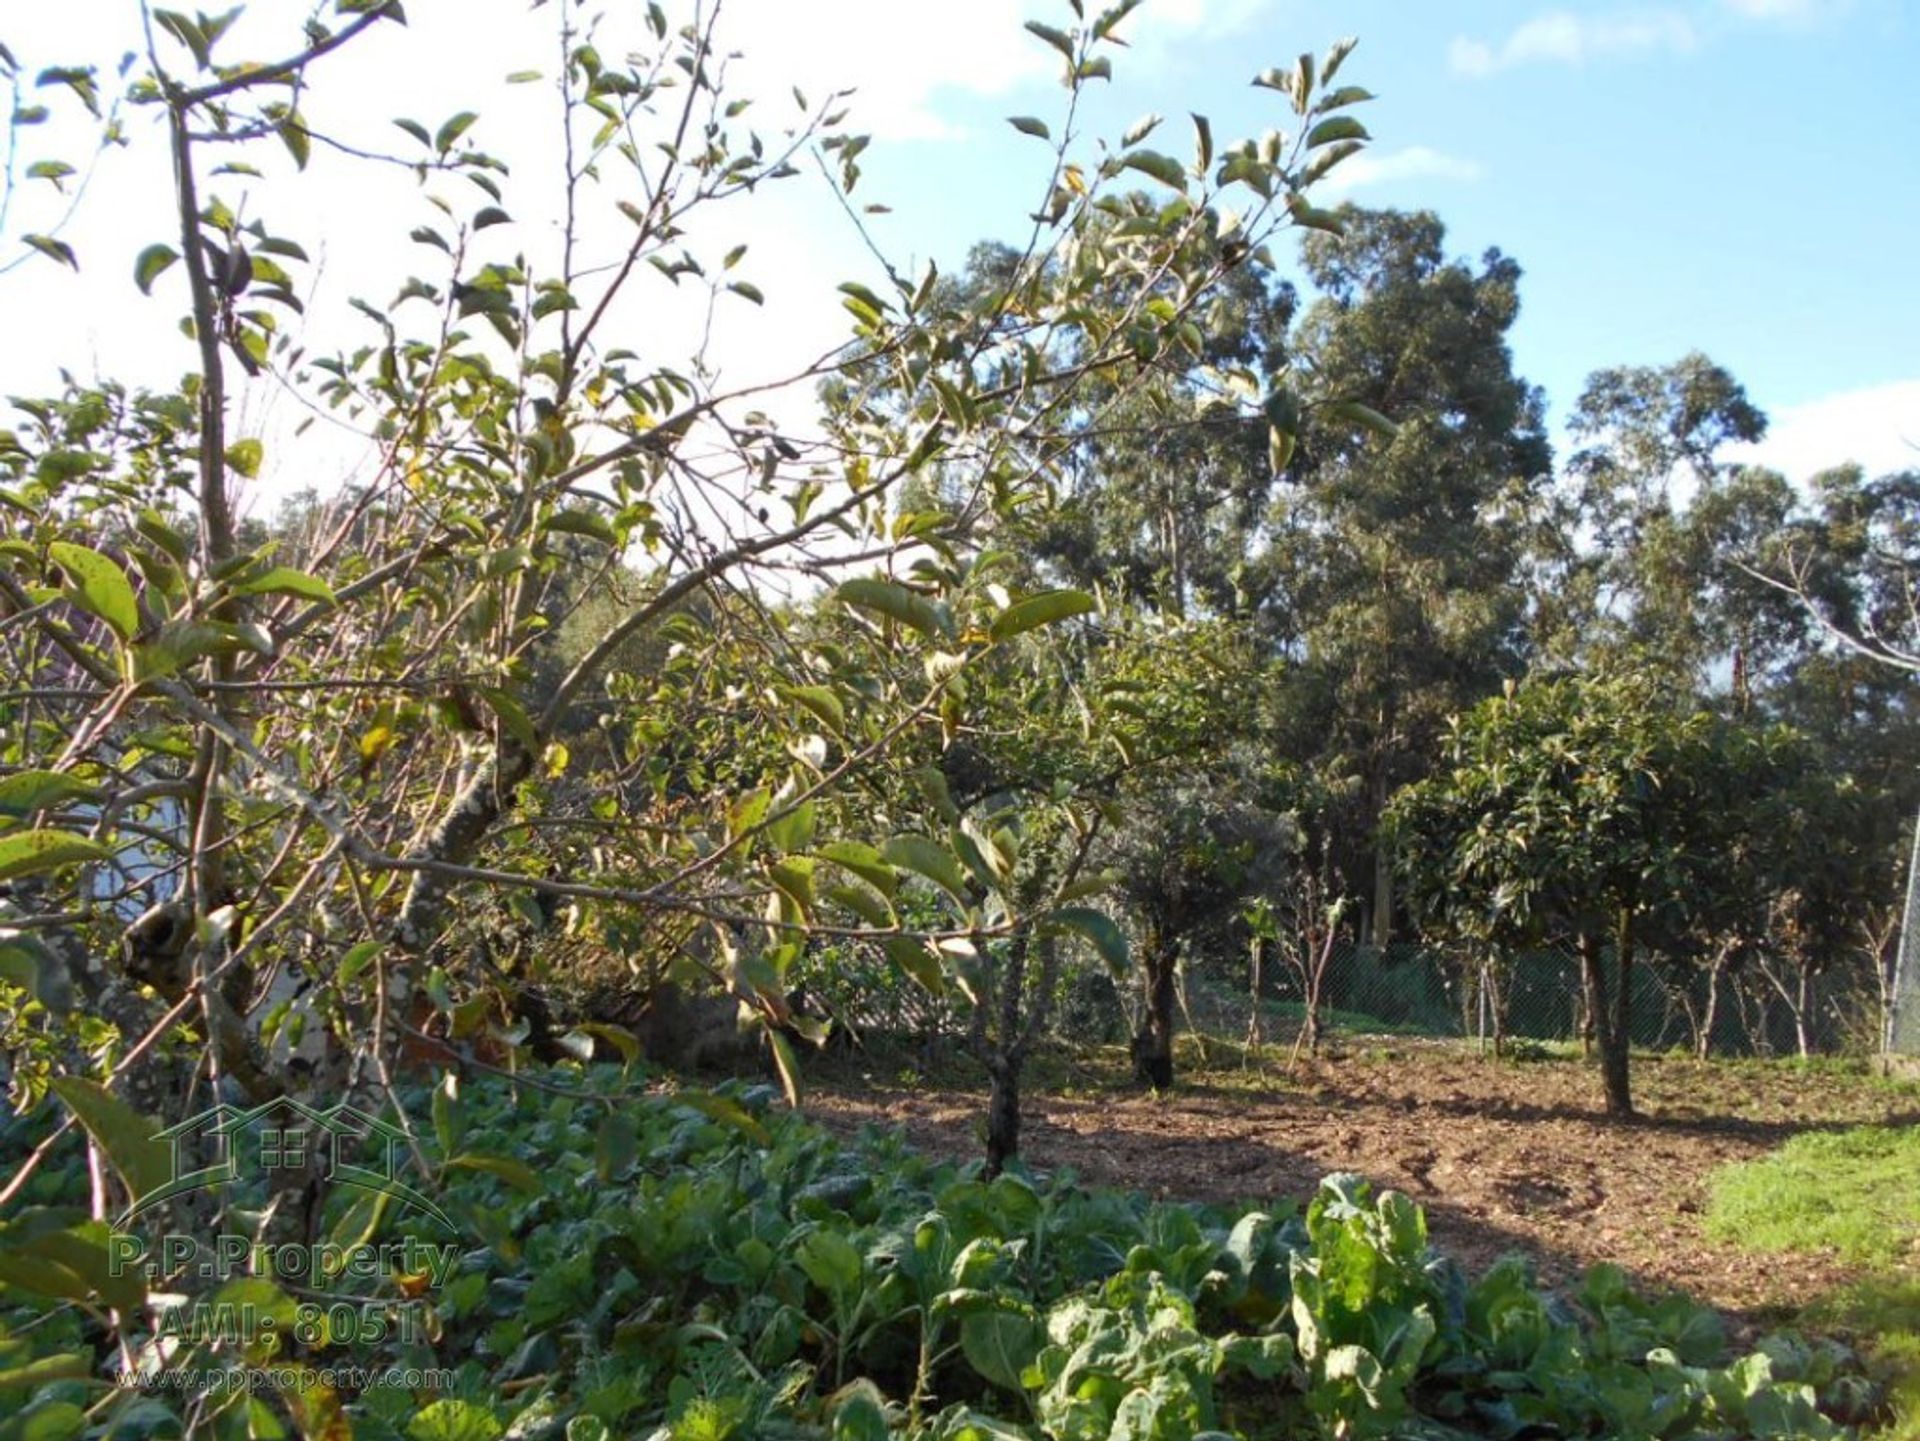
[1708,1124,1920,1266]
[1710,1125,1920,1437]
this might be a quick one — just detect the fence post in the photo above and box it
[1887,803,1920,1072]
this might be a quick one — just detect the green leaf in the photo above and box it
[472,206,511,230]
[130,620,259,681]
[0,1249,93,1307]
[49,1076,170,1206]
[1318,84,1375,111]
[476,687,539,757]
[230,564,335,603]
[544,509,618,545]
[0,1352,94,1392]
[769,1028,803,1107]
[1191,113,1213,173]
[434,110,479,154]
[0,770,99,818]
[1306,116,1369,147]
[832,1390,891,1441]
[882,835,970,903]
[990,588,1095,641]
[23,233,77,269]
[1023,20,1075,60]
[730,788,771,839]
[960,1306,1041,1392]
[278,111,311,169]
[408,1400,503,1441]
[778,684,846,733]
[1285,193,1345,235]
[0,831,113,882]
[1324,399,1399,439]
[1121,149,1187,190]
[595,1112,637,1182]
[825,882,893,928]
[883,937,946,995]
[133,243,179,295]
[48,541,139,641]
[224,438,264,477]
[816,840,898,896]
[797,1228,863,1299]
[1007,115,1051,140]
[764,800,817,854]
[836,577,948,639]
[32,1225,146,1312]
[1047,907,1128,977]
[1323,35,1360,82]
[0,934,52,1001]
[443,1153,542,1194]
[338,940,381,986]
[1093,0,1147,40]
[566,1022,640,1067]
[672,1089,770,1143]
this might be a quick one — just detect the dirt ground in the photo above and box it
[804,1042,1920,1325]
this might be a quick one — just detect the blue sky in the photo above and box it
[2,0,1914,487]
[839,0,1919,477]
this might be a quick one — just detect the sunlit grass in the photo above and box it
[1708,1124,1920,1266]
[1710,1125,1920,1438]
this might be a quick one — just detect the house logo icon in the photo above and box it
[129,1095,454,1231]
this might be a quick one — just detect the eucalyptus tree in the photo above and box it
[1551,353,1788,688]
[1756,464,1920,677]
[1262,206,1552,947]
[0,0,1382,1229]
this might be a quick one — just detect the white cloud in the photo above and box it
[717,0,1048,141]
[1450,9,1697,77]
[1321,145,1483,194]
[715,0,1274,141]
[1725,379,1920,481]
[1719,0,1832,18]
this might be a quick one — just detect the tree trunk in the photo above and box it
[984,1057,1020,1179]
[1603,912,1636,1118]
[1578,931,1632,1116]
[1697,949,1727,1060]
[1794,967,1814,1058]
[1370,768,1393,950]
[1486,959,1506,1060]
[1245,935,1266,1051]
[1132,934,1178,1089]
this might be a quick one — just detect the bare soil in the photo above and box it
[804,1043,1920,1325]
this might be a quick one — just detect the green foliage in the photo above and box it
[1707,1125,1920,1267]
[0,1068,1879,1438]
[1710,1129,1920,1438]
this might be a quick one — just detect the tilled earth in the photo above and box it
[805,1046,1920,1325]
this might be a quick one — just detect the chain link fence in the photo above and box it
[794,930,1890,1062]
[1185,941,1883,1058]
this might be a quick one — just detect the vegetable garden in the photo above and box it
[0,0,1915,1436]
